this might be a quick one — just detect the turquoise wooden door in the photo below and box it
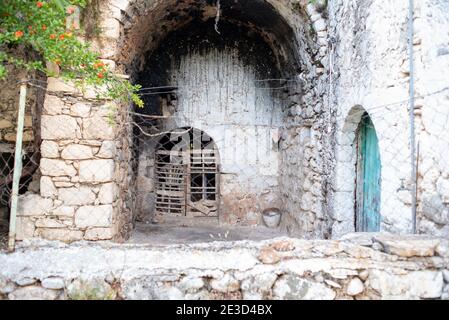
[356,114,381,232]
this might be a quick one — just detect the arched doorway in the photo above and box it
[154,127,219,220]
[355,113,381,232]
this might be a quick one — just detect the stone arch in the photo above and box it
[110,0,313,77]
[332,105,377,237]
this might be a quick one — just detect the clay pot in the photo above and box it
[262,208,281,228]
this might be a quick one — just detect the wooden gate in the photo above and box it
[154,128,219,219]
[356,114,381,232]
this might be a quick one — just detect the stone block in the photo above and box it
[79,159,114,183]
[0,119,13,129]
[41,277,65,290]
[35,218,67,228]
[17,194,53,216]
[47,77,79,94]
[51,206,75,217]
[41,140,59,158]
[43,95,64,115]
[273,275,335,300]
[373,234,440,257]
[61,144,94,160]
[210,274,240,293]
[75,205,113,228]
[70,102,91,117]
[346,277,364,296]
[58,186,96,206]
[83,116,115,140]
[84,227,115,240]
[96,140,116,158]
[98,182,118,204]
[368,270,443,299]
[41,115,80,140]
[38,228,83,243]
[40,176,58,198]
[101,18,121,39]
[40,159,76,177]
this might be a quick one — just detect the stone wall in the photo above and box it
[15,77,129,242]
[1,234,448,300]
[95,0,332,233]
[329,0,449,238]
[414,0,449,236]
[279,2,333,239]
[0,65,42,146]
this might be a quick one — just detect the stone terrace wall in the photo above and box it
[1,234,448,300]
[15,77,131,242]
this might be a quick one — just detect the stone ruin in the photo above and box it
[0,0,447,253]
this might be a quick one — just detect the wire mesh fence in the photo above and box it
[1,77,449,250]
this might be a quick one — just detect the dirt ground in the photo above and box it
[126,222,288,245]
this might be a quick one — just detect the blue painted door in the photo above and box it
[356,114,381,232]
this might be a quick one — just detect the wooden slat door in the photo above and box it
[154,150,188,216]
[356,115,381,232]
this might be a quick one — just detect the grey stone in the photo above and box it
[83,116,115,140]
[58,187,96,206]
[43,94,64,115]
[178,276,205,293]
[346,277,364,296]
[51,206,75,217]
[0,278,16,294]
[40,176,58,198]
[41,141,59,158]
[210,274,240,293]
[8,286,60,300]
[98,183,118,204]
[79,159,115,183]
[40,159,76,177]
[15,277,37,286]
[96,141,116,158]
[272,274,335,300]
[70,103,91,117]
[41,115,80,140]
[35,218,67,228]
[368,270,443,299]
[42,277,65,290]
[373,234,440,257]
[84,227,114,240]
[75,205,113,228]
[61,144,94,160]
[38,228,83,243]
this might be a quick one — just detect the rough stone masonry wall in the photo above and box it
[414,0,449,236]
[15,77,127,242]
[0,65,36,146]
[92,0,334,236]
[329,0,449,238]
[329,0,417,237]
[279,1,334,239]
[1,234,448,300]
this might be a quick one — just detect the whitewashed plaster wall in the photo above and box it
[329,0,413,237]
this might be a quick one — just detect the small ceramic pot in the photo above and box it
[262,208,281,228]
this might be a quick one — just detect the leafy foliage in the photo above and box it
[0,0,143,108]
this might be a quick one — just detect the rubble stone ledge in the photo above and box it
[1,234,448,300]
